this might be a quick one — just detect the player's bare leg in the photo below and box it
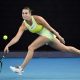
[48,38,80,54]
[21,36,49,69]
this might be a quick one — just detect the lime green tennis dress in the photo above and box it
[23,16,56,41]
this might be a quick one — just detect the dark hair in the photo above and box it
[23,6,32,13]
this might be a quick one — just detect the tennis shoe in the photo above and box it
[10,66,23,75]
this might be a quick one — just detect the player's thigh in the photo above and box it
[28,36,49,50]
[48,38,68,51]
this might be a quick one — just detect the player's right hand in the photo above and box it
[4,46,9,53]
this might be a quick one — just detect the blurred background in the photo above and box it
[0,0,80,51]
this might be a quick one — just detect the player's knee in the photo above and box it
[28,45,35,52]
[60,47,70,52]
[63,47,72,52]
[67,46,74,51]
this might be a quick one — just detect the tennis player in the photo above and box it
[4,7,80,75]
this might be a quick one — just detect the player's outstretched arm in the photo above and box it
[4,22,27,53]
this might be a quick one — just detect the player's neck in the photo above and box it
[26,17,32,26]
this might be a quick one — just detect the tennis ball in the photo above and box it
[3,35,8,40]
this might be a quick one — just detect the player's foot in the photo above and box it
[10,66,23,75]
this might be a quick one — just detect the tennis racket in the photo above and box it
[0,52,5,72]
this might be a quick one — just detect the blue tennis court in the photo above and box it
[0,51,80,80]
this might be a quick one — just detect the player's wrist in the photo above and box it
[6,44,10,48]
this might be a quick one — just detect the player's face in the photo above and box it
[22,9,31,20]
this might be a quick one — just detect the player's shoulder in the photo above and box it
[33,15,44,19]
